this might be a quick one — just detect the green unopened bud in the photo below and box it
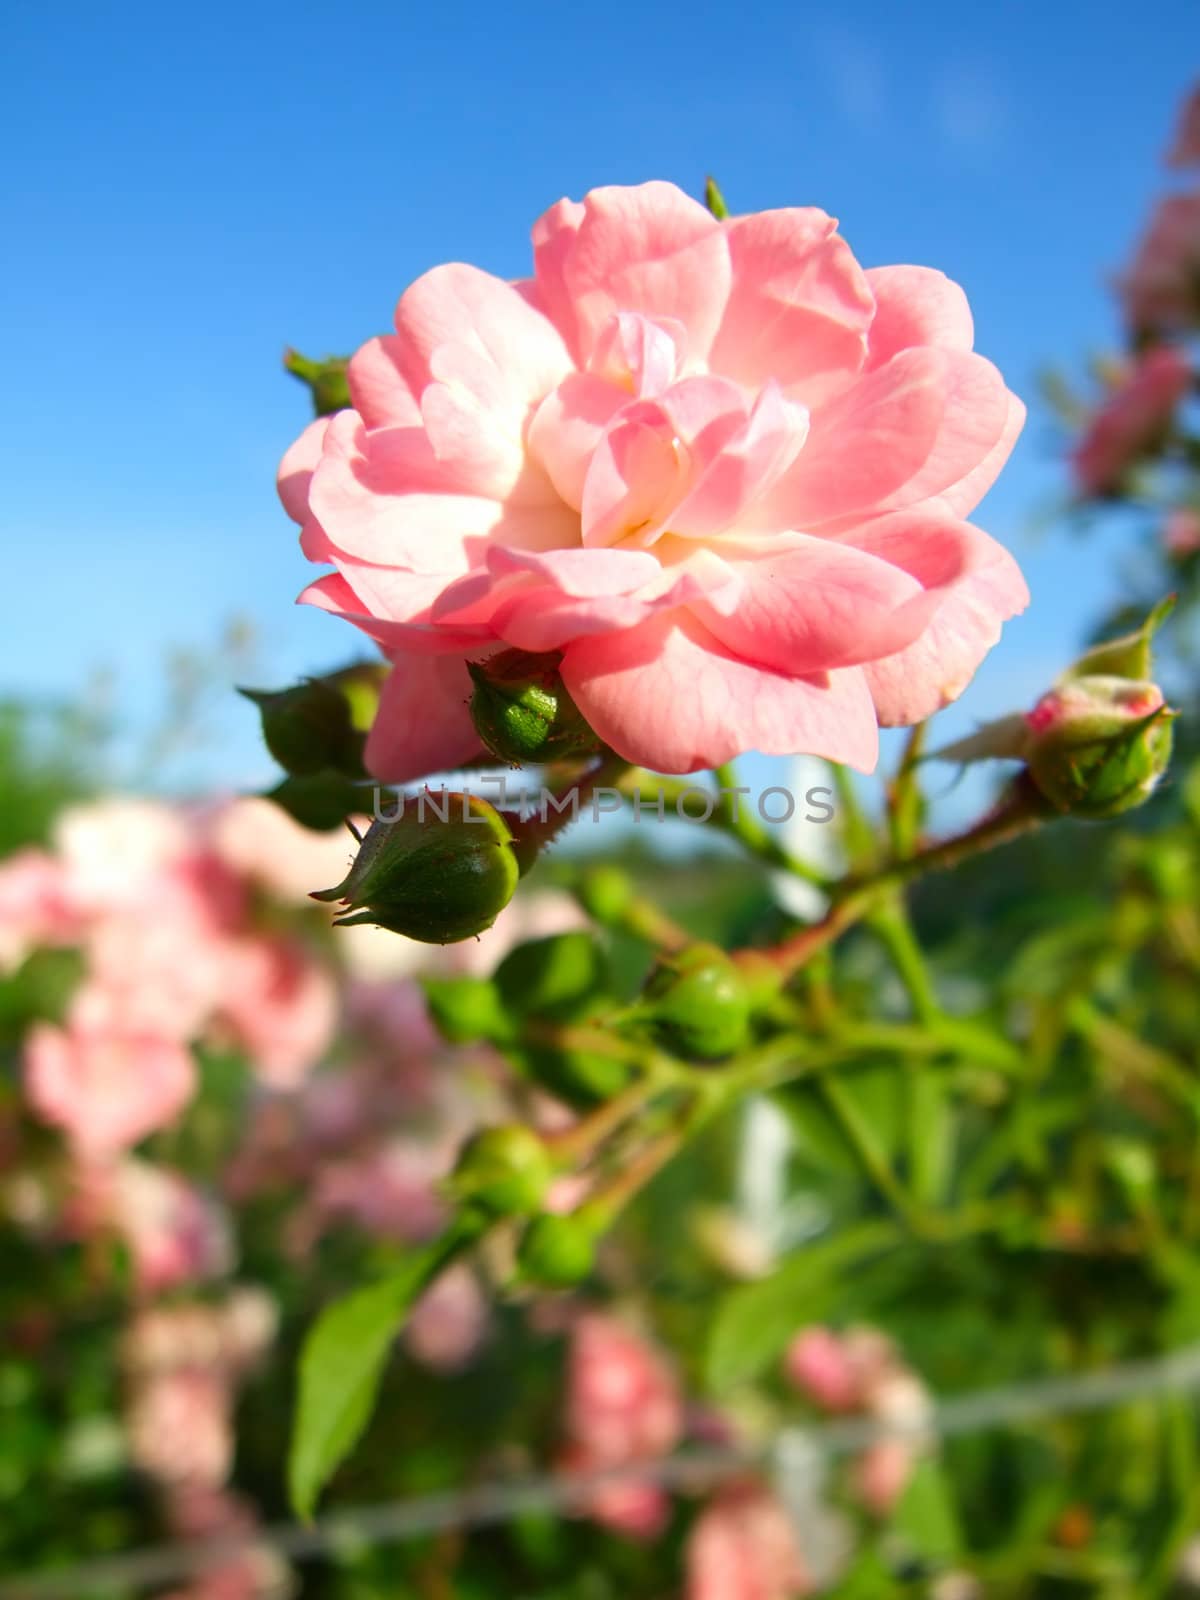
[468,651,599,765]
[283,347,351,417]
[450,1125,555,1217]
[495,932,608,1020]
[312,794,519,943]
[518,1212,597,1287]
[241,663,386,778]
[422,976,512,1044]
[641,943,752,1060]
[573,865,634,925]
[1024,677,1175,817]
[732,951,786,1011]
[267,772,369,831]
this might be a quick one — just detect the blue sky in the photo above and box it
[2,1,1194,798]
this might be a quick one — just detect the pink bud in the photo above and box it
[1072,347,1191,496]
[783,1327,862,1412]
[686,1484,813,1599]
[853,1437,915,1518]
[1166,508,1200,558]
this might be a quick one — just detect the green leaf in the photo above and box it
[891,1457,962,1562]
[289,1227,474,1517]
[705,1220,899,1392]
[908,1069,955,1208]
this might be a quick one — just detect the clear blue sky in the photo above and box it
[3,1,1194,791]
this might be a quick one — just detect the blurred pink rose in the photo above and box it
[782,1325,931,1517]
[25,1018,196,1156]
[565,1312,683,1464]
[210,796,359,906]
[561,1455,672,1540]
[126,1367,234,1488]
[53,798,193,916]
[78,876,230,1043]
[123,1294,276,1380]
[1119,192,1200,333]
[1167,85,1200,169]
[280,182,1027,778]
[106,1160,234,1294]
[1166,507,1200,556]
[686,1483,813,1600]
[784,1325,862,1412]
[301,1136,451,1245]
[1072,346,1192,495]
[405,1262,489,1372]
[0,849,78,974]
[217,935,338,1088]
[852,1436,914,1518]
[560,1311,683,1538]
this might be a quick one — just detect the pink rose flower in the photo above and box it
[24,1018,196,1156]
[53,798,193,917]
[216,935,338,1089]
[301,1136,451,1246]
[78,873,231,1043]
[1118,192,1200,334]
[280,182,1027,776]
[404,1261,489,1372]
[783,1325,862,1412]
[852,1436,915,1518]
[125,1367,234,1488]
[561,1457,672,1540]
[565,1312,684,1465]
[1167,84,1200,169]
[105,1160,234,1295]
[1072,346,1192,496]
[209,796,359,906]
[686,1483,813,1600]
[560,1311,683,1538]
[0,849,78,974]
[1165,507,1200,556]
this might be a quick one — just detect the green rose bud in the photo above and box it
[493,933,624,1105]
[283,347,351,417]
[267,772,368,832]
[449,1125,556,1217]
[518,1212,597,1287]
[732,950,786,1010]
[572,865,634,925]
[468,650,599,765]
[312,794,520,943]
[241,663,386,779]
[1024,676,1175,818]
[640,943,752,1060]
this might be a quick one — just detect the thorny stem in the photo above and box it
[763,775,1054,978]
[541,1075,665,1167]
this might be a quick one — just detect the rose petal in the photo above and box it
[561,611,879,772]
[363,656,483,783]
[711,207,874,407]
